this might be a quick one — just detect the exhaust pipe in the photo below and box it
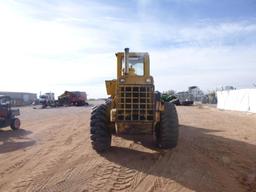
[124,48,129,74]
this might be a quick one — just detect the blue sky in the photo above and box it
[0,0,256,98]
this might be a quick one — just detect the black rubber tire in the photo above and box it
[90,103,111,152]
[156,102,179,149]
[10,118,21,130]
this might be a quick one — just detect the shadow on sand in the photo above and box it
[0,129,36,154]
[101,125,256,192]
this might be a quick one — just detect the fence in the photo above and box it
[217,89,256,113]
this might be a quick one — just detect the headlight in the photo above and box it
[146,78,151,83]
[120,78,125,83]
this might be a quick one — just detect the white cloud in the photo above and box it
[0,1,256,98]
[151,46,256,92]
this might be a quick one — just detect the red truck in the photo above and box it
[58,91,88,106]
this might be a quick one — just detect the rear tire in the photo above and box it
[156,102,179,149]
[90,103,111,152]
[11,118,21,130]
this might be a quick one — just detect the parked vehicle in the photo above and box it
[58,91,88,106]
[175,91,194,106]
[39,93,56,108]
[90,48,179,152]
[0,95,21,130]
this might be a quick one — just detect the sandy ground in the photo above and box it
[0,105,256,192]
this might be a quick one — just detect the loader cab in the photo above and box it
[121,55,145,76]
[105,49,153,98]
[115,49,153,86]
[116,52,150,78]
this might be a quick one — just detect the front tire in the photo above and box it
[11,118,21,130]
[156,102,179,149]
[90,103,111,152]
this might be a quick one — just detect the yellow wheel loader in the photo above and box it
[90,48,179,152]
